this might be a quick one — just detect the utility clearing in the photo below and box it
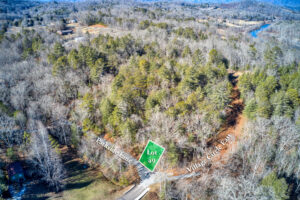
[16,71,246,200]
[165,70,246,177]
[119,70,247,200]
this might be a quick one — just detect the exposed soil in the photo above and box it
[209,71,246,164]
[108,70,247,199]
[89,24,107,28]
[170,70,246,176]
[1,70,247,199]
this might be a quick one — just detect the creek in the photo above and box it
[250,24,270,38]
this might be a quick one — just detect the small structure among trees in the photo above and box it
[57,30,73,35]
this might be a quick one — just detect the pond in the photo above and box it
[250,24,270,38]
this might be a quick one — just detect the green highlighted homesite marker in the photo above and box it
[139,140,165,172]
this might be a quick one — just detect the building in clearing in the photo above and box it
[68,19,77,24]
[57,29,73,35]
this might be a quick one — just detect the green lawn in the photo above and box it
[57,171,121,200]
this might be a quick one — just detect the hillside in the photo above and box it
[0,0,299,200]
[137,0,300,10]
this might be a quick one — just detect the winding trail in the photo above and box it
[1,70,245,200]
[118,71,246,199]
[160,70,246,176]
[207,71,246,166]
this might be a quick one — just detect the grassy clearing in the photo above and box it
[53,147,122,200]
[54,171,121,200]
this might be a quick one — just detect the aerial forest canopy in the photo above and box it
[0,0,299,199]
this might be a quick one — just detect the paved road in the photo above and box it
[118,184,149,200]
[117,171,200,200]
[5,120,200,200]
[96,137,152,181]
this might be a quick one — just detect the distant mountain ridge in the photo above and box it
[34,0,300,11]
[261,0,300,8]
[139,0,300,10]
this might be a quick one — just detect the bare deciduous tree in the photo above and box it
[29,121,65,192]
[0,114,23,147]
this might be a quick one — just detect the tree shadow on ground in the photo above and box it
[22,180,50,200]
[23,196,49,200]
[65,180,93,190]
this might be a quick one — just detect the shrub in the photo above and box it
[261,172,289,200]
